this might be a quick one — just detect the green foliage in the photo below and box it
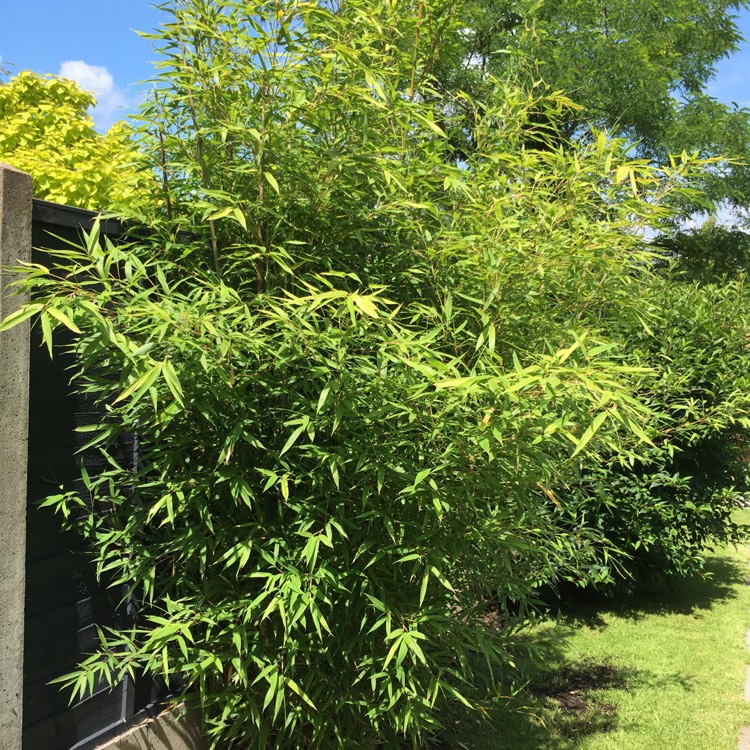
[443,525,750,750]
[658,96,750,214]
[655,221,750,282]
[563,275,750,584]
[0,71,152,210]
[449,0,748,134]
[533,0,747,145]
[441,0,750,215]
[20,230,650,747]
[1,0,749,747]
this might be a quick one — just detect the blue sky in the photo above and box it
[2,1,750,130]
[707,8,750,108]
[0,2,165,130]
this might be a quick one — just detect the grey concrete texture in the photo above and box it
[94,706,208,750]
[0,164,33,750]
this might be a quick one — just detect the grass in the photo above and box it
[440,512,750,750]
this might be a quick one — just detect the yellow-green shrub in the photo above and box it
[0,71,152,211]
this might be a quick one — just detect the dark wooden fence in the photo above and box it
[23,201,168,750]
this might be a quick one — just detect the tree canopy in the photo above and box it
[443,0,750,214]
[0,71,150,210]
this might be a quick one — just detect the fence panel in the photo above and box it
[23,201,168,750]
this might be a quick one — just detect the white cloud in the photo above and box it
[58,60,131,131]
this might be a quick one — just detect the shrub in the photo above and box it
[0,0,734,746]
[538,272,750,591]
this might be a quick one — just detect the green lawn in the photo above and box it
[441,513,750,750]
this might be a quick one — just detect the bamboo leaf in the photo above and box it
[162,359,184,407]
[571,410,609,457]
[47,306,81,333]
[264,172,280,194]
[0,303,44,332]
[279,424,306,457]
[113,365,161,406]
[351,293,379,318]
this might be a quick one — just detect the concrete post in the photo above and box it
[0,163,33,750]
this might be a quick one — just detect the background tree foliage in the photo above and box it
[442,0,750,216]
[2,0,750,748]
[0,71,151,210]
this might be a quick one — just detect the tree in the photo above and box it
[0,71,151,211]
[656,218,750,281]
[441,0,750,215]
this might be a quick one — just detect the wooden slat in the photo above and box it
[23,208,167,750]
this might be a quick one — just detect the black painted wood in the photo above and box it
[23,203,168,750]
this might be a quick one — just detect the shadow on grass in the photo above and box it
[434,554,746,749]
[436,654,696,750]
[435,658,627,750]
[549,554,747,627]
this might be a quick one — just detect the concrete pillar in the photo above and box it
[0,163,33,750]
